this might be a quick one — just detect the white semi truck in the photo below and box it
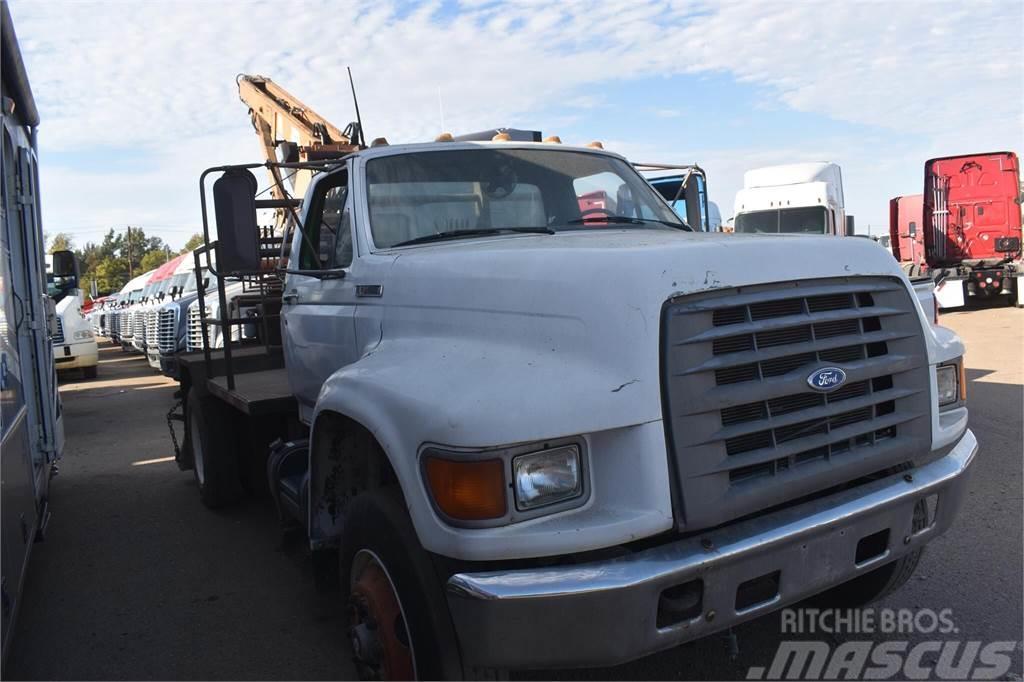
[44,252,99,378]
[172,136,975,678]
[733,162,850,236]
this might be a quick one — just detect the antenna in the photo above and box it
[347,67,366,148]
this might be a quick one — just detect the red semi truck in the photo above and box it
[922,151,1023,309]
[889,193,926,274]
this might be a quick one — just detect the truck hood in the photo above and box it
[386,229,906,311]
[372,229,918,445]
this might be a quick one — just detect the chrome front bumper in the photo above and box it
[445,429,977,669]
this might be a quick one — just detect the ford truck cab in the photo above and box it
[734,162,848,236]
[182,141,976,678]
[44,250,98,377]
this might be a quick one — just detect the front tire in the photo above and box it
[186,386,243,508]
[812,499,927,607]
[340,488,467,680]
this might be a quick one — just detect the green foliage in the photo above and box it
[48,232,74,253]
[140,249,169,272]
[182,233,204,253]
[71,227,168,295]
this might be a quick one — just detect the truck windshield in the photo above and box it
[365,148,685,248]
[45,272,77,304]
[735,206,829,234]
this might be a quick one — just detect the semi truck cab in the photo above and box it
[44,251,99,378]
[733,162,849,236]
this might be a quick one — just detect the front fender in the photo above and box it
[311,337,672,561]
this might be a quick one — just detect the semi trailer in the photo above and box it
[889,193,926,275]
[922,151,1022,309]
[170,130,975,678]
[1,0,65,664]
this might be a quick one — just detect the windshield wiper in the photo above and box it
[566,215,691,231]
[391,227,554,248]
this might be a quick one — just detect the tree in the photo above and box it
[92,256,129,293]
[139,249,169,273]
[48,232,74,253]
[182,233,204,253]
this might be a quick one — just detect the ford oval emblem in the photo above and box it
[807,367,847,392]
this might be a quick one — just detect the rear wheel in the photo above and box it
[82,365,98,379]
[340,488,468,680]
[186,386,243,508]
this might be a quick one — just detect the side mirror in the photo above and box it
[212,168,260,274]
[845,215,855,237]
[51,249,78,278]
[909,221,917,236]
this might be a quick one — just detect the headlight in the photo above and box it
[513,445,582,511]
[936,362,963,407]
[73,329,94,340]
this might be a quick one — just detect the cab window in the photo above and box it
[300,171,351,269]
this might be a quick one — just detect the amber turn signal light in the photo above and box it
[424,456,506,521]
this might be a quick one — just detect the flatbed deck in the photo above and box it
[177,345,295,416]
[207,368,295,416]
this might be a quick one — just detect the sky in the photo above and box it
[10,0,1023,249]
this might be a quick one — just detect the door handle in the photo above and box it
[282,291,299,304]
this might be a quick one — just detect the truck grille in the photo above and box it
[120,311,132,339]
[661,277,931,531]
[52,318,65,344]
[157,309,178,354]
[145,310,159,348]
[187,305,206,351]
[133,311,146,342]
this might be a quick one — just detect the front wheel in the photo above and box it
[812,499,927,608]
[340,488,468,680]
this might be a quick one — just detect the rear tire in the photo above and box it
[186,386,243,508]
[82,365,98,379]
[340,487,469,680]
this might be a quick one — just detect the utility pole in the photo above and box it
[126,225,133,279]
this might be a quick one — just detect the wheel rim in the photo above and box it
[348,549,415,681]
[189,409,205,486]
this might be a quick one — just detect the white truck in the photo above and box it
[733,162,850,236]
[44,252,99,378]
[175,140,976,678]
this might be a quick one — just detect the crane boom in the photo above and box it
[237,74,361,231]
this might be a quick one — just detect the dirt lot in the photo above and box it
[5,305,1022,680]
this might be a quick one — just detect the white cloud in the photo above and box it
[9,0,1021,246]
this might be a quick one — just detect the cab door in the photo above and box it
[281,167,359,422]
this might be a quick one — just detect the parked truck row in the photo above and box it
[889,152,1023,310]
